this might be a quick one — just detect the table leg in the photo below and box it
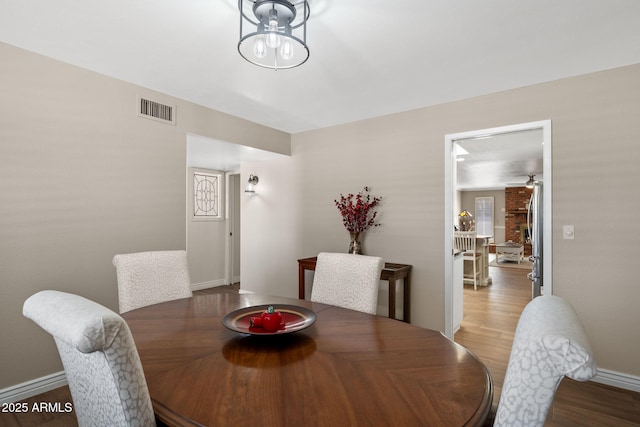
[403,276,410,323]
[388,279,396,320]
[298,265,305,300]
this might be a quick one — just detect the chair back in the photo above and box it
[310,252,384,314]
[494,295,596,426]
[113,250,193,313]
[454,231,477,253]
[23,290,156,427]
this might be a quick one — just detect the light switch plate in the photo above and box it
[563,225,575,240]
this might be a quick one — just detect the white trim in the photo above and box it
[190,279,227,291]
[225,172,241,288]
[224,172,232,286]
[443,133,455,339]
[0,371,67,404]
[593,368,640,393]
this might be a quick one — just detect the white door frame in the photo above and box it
[443,120,553,339]
[225,172,241,285]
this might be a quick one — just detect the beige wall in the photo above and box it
[0,42,289,389]
[242,64,640,378]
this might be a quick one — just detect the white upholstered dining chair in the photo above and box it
[112,250,193,313]
[23,290,156,427]
[493,295,597,427]
[310,252,384,315]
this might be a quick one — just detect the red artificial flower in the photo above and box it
[334,187,382,232]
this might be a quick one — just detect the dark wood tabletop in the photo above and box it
[122,293,492,426]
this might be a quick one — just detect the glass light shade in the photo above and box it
[265,14,281,48]
[253,35,267,58]
[280,38,294,60]
[245,174,259,193]
[238,0,309,70]
[266,31,281,49]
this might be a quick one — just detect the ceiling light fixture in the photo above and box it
[238,0,310,70]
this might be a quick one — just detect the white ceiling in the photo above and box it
[187,133,286,171]
[455,129,543,191]
[2,0,640,188]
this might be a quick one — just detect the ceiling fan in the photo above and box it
[505,174,539,188]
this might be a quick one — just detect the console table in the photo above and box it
[297,257,412,322]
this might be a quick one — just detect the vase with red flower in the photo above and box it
[334,187,381,255]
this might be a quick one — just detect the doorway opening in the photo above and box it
[186,133,286,291]
[443,120,553,339]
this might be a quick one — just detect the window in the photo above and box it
[192,169,224,220]
[475,197,494,237]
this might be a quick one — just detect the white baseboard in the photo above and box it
[593,368,640,393]
[190,278,226,291]
[0,371,67,404]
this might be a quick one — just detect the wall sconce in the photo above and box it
[245,174,259,193]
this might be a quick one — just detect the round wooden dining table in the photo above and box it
[122,292,492,426]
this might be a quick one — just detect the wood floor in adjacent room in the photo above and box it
[2,279,639,426]
[454,264,640,426]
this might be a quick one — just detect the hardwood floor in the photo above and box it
[2,280,639,426]
[455,264,640,426]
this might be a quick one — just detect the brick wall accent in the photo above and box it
[505,186,532,256]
